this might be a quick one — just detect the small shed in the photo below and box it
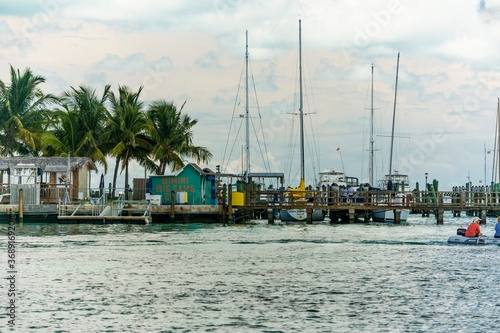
[148,163,217,205]
[0,157,98,204]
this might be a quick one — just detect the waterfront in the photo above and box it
[1,213,499,332]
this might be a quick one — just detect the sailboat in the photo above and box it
[372,53,410,223]
[280,20,325,222]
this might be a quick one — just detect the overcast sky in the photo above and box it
[1,0,500,190]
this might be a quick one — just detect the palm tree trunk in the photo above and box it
[112,156,120,198]
[125,156,129,200]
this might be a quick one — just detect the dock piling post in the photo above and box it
[348,209,355,224]
[222,184,227,223]
[436,209,444,224]
[306,207,313,224]
[170,190,175,220]
[19,189,24,221]
[364,211,370,223]
[480,210,486,224]
[267,209,274,224]
[228,184,233,223]
[394,209,401,224]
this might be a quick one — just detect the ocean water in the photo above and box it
[1,212,500,332]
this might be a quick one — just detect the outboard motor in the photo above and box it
[457,228,466,236]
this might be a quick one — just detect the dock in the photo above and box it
[1,189,499,224]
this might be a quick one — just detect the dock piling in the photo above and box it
[436,209,444,224]
[19,189,24,221]
[394,209,401,224]
[306,207,313,224]
[170,190,175,219]
[348,209,355,224]
[228,184,233,223]
[267,209,274,224]
[480,210,487,224]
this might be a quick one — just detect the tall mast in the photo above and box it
[497,98,500,184]
[244,30,250,183]
[369,64,374,186]
[388,52,400,183]
[299,19,305,182]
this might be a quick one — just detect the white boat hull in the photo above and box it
[372,209,409,222]
[448,236,500,245]
[280,209,325,222]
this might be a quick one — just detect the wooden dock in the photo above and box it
[236,189,500,224]
[1,189,499,224]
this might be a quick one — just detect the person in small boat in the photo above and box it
[495,217,500,238]
[465,217,483,238]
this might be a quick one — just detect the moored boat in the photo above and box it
[280,20,324,222]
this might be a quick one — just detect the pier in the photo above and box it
[2,187,500,224]
[235,189,500,224]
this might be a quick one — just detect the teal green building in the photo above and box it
[147,163,217,205]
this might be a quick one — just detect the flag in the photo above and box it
[479,180,483,183]
[336,148,340,151]
[487,151,491,154]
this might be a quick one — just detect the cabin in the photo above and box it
[147,163,217,205]
[0,157,98,204]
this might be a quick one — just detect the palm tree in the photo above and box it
[147,100,212,175]
[58,85,111,171]
[106,85,152,199]
[0,65,58,156]
[41,105,86,157]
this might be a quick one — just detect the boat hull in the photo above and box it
[372,209,409,222]
[448,236,500,245]
[279,208,325,222]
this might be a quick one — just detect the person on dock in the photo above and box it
[495,217,500,238]
[465,217,483,238]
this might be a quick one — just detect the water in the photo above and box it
[1,213,500,332]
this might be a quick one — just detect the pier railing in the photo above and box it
[241,189,500,211]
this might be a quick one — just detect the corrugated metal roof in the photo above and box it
[0,157,98,172]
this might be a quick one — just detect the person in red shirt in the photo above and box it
[465,217,483,237]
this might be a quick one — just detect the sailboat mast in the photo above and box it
[369,64,374,186]
[497,98,500,184]
[388,52,400,183]
[299,20,305,182]
[245,30,250,183]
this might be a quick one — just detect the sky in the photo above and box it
[1,0,500,191]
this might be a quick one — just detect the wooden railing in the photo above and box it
[241,190,500,211]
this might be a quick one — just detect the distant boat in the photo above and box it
[371,53,410,223]
[280,20,324,222]
[317,169,359,190]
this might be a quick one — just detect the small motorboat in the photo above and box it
[448,228,500,244]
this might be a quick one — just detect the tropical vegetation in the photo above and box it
[0,65,213,191]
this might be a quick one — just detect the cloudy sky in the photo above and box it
[1,0,500,190]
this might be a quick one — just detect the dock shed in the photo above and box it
[148,163,217,205]
[0,157,98,204]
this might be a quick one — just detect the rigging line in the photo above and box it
[301,46,320,173]
[284,48,299,183]
[250,114,270,174]
[286,113,298,186]
[249,62,271,173]
[221,61,245,172]
[223,118,245,174]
